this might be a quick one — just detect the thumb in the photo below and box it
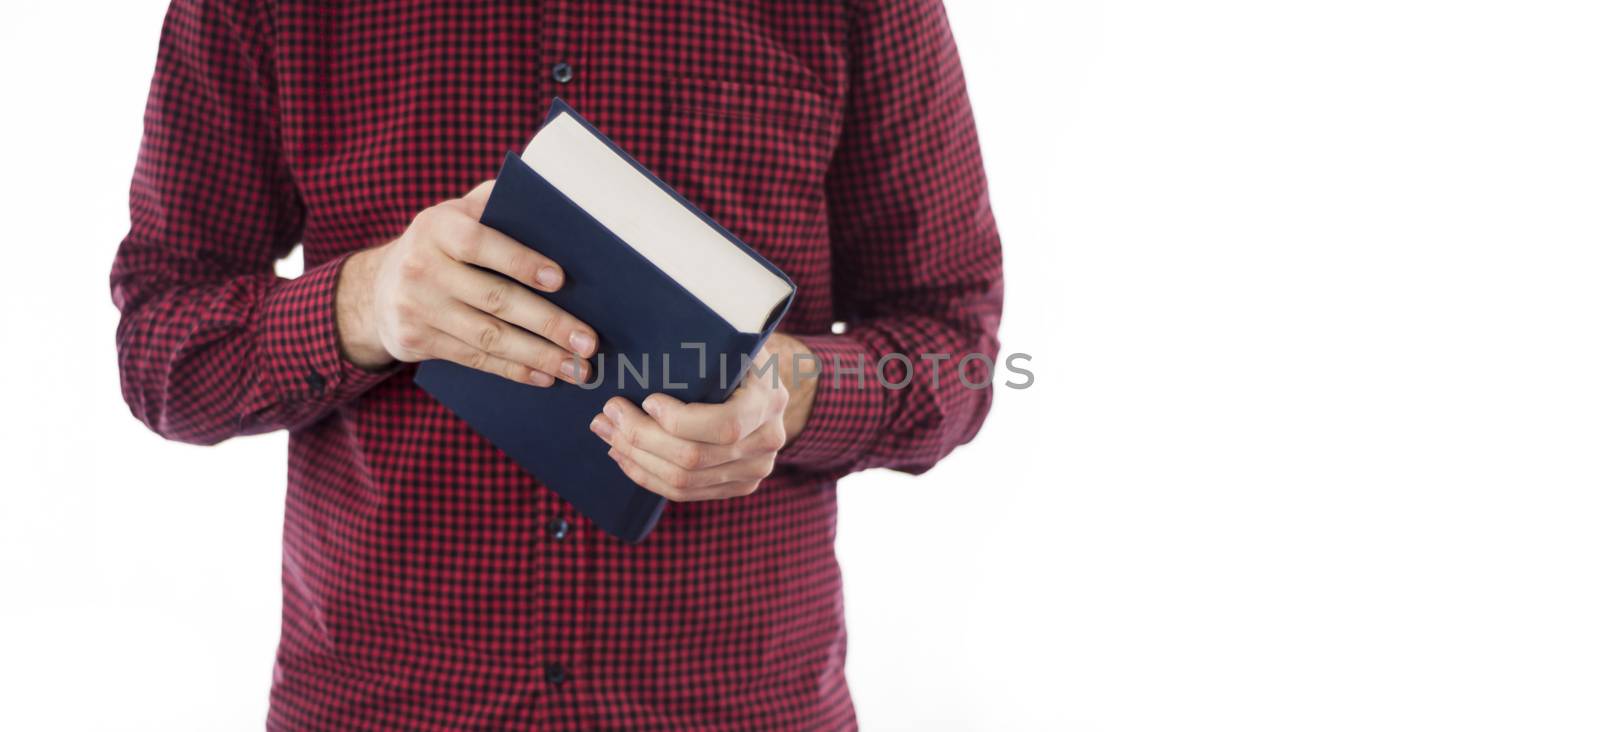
[458,179,496,217]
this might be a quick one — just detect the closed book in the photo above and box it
[414,98,795,544]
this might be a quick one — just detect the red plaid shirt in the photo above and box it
[112,0,1001,728]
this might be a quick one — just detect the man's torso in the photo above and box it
[266,3,855,729]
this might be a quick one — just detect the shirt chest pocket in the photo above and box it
[651,77,841,268]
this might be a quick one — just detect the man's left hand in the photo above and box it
[590,335,815,501]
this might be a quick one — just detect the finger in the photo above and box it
[594,401,785,471]
[457,180,496,216]
[592,412,771,485]
[592,398,739,469]
[438,264,598,358]
[426,327,555,387]
[607,447,762,502]
[601,422,775,492]
[737,418,788,459]
[608,445,688,501]
[433,301,589,384]
[642,384,784,446]
[431,207,567,293]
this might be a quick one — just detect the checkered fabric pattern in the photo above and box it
[110,0,1002,728]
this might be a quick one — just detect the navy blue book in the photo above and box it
[414,99,795,544]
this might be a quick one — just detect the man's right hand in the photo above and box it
[334,180,596,386]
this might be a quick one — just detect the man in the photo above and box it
[112,0,1002,728]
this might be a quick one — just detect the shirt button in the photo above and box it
[544,662,569,687]
[551,62,574,84]
[547,517,570,541]
[304,372,326,395]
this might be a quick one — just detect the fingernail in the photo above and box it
[569,332,595,356]
[560,359,582,380]
[536,267,562,289]
[529,371,555,387]
[603,401,621,422]
[642,397,659,417]
[591,416,614,440]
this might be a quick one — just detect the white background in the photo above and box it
[3,1,1599,730]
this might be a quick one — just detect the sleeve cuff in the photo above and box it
[777,333,891,473]
[259,251,398,408]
